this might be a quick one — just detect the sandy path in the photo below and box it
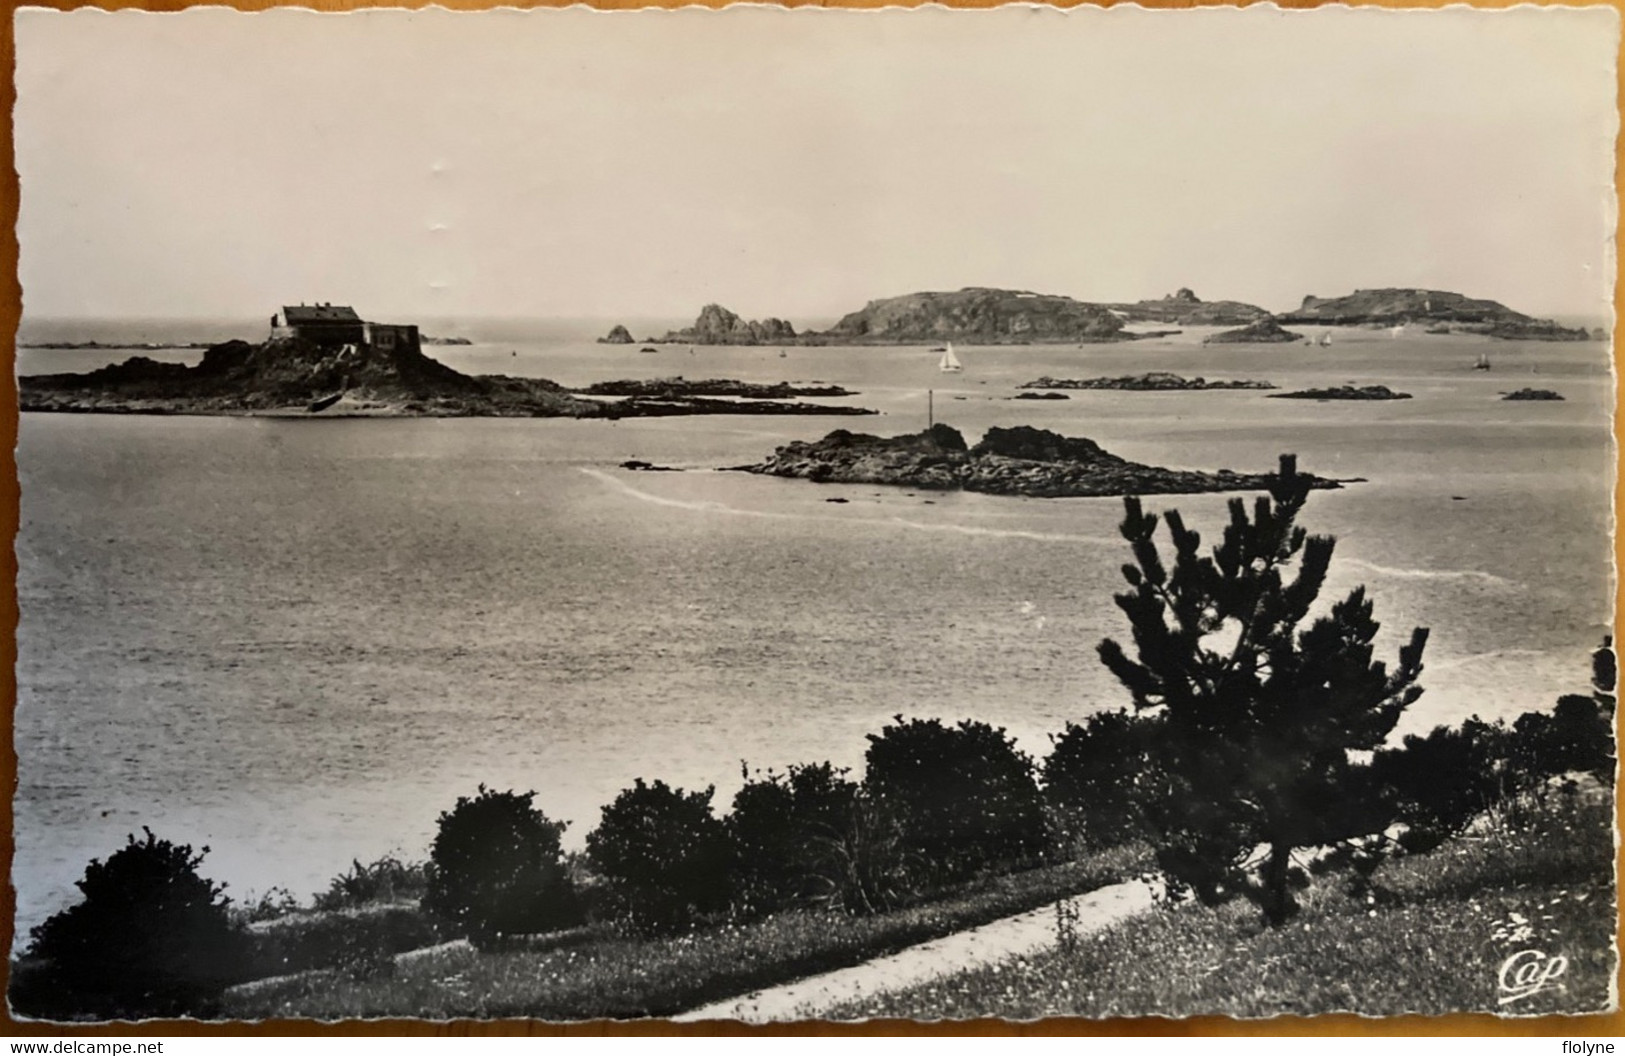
[673,878,1156,1023]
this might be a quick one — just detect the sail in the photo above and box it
[939,342,963,372]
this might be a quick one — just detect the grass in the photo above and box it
[819,790,1616,1020]
[218,843,1149,1021]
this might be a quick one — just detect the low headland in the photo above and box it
[735,423,1341,497]
[19,338,877,419]
[1019,373,1275,391]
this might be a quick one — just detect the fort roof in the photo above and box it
[283,304,362,325]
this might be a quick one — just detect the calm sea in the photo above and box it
[13,321,1615,942]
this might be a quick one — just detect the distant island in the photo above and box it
[20,328,876,419]
[608,284,1596,349]
[1269,385,1412,401]
[737,423,1341,498]
[1020,373,1276,391]
[1503,388,1566,401]
[19,340,217,351]
[1277,288,1590,340]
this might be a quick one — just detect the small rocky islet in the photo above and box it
[1269,385,1413,401]
[736,423,1340,498]
[1020,372,1275,392]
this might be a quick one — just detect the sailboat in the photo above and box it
[1317,332,1333,348]
[939,342,963,373]
[1474,353,1492,371]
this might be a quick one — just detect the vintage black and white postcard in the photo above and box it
[9,3,1619,1023]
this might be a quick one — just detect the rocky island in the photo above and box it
[738,423,1339,498]
[1278,288,1590,340]
[1269,385,1412,401]
[1020,372,1275,391]
[20,336,876,419]
[598,325,636,344]
[1109,288,1270,327]
[658,305,798,345]
[577,378,855,399]
[1203,318,1303,344]
[1502,388,1566,401]
[822,287,1127,344]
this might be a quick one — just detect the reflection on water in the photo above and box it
[13,327,1614,940]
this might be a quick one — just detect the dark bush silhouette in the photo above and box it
[1370,716,1513,842]
[727,762,859,917]
[1043,709,1167,851]
[586,778,731,933]
[863,716,1047,886]
[422,786,577,949]
[1510,637,1617,787]
[1098,456,1430,926]
[18,828,249,1020]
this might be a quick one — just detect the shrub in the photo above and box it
[863,716,1047,887]
[1043,709,1167,852]
[313,854,429,912]
[19,828,250,1020]
[422,786,577,949]
[727,762,860,916]
[1508,637,1617,787]
[586,778,731,933]
[1370,717,1514,841]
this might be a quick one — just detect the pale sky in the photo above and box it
[14,5,1620,324]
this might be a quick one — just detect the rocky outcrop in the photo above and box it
[598,325,636,344]
[1503,388,1566,401]
[660,305,797,346]
[20,339,876,419]
[824,288,1127,344]
[738,424,1339,498]
[1111,288,1270,327]
[422,335,474,346]
[1203,318,1303,344]
[578,378,854,399]
[1269,385,1411,401]
[1021,373,1275,391]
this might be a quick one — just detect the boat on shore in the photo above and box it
[307,392,344,413]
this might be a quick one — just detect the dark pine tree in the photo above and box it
[1097,455,1429,925]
